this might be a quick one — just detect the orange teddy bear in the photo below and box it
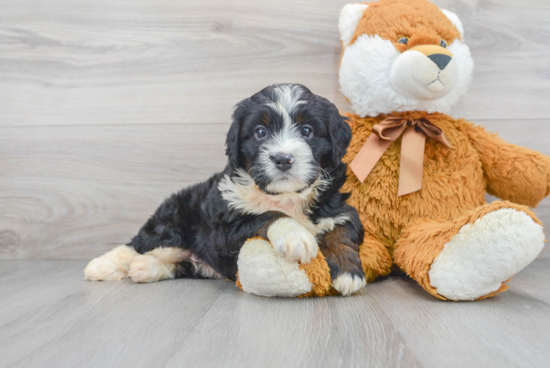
[337,0,549,300]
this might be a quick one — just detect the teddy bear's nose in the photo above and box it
[427,54,452,70]
[408,45,454,71]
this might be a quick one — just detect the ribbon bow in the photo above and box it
[350,116,452,196]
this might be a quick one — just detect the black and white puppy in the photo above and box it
[84,83,366,295]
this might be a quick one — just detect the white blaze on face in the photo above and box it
[338,6,474,117]
[260,85,317,193]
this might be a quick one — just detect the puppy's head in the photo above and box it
[225,83,351,194]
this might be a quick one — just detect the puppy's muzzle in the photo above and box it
[270,153,294,172]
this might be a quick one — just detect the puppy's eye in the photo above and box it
[301,126,313,139]
[440,39,448,48]
[255,126,267,140]
[397,37,409,45]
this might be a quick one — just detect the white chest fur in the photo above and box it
[218,170,348,236]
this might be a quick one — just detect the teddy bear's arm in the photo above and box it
[464,122,550,207]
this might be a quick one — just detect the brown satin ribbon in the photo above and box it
[350,116,452,196]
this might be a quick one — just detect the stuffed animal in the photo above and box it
[236,238,337,297]
[238,0,549,300]
[337,0,549,301]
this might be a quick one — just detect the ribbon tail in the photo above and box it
[350,133,393,183]
[398,127,426,196]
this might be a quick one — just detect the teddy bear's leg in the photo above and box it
[236,237,334,297]
[393,201,545,301]
[359,234,393,283]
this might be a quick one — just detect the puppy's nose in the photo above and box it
[427,54,452,70]
[270,153,294,172]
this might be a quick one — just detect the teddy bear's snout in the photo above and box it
[389,43,459,101]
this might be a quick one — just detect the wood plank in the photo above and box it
[0,260,228,368]
[0,0,549,127]
[2,118,550,259]
[2,259,550,368]
[0,260,87,325]
[367,258,550,368]
[0,124,227,259]
[162,286,420,368]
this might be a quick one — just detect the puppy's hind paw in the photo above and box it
[128,254,176,283]
[332,273,366,296]
[84,245,138,281]
[267,218,318,264]
[84,257,128,281]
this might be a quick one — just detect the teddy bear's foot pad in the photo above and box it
[237,238,313,297]
[428,208,544,300]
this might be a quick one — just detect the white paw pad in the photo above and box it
[332,273,366,296]
[267,218,318,264]
[429,208,545,301]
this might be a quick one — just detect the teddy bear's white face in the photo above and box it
[390,43,459,99]
[338,3,474,118]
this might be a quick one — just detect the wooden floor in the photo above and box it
[2,0,550,367]
[1,257,550,368]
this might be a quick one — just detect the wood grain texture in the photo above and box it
[1,259,550,368]
[0,0,549,127]
[0,124,227,259]
[1,0,550,261]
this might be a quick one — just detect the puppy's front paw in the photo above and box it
[267,218,318,264]
[332,273,366,296]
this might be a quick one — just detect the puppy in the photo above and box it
[84,83,366,296]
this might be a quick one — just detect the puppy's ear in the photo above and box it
[226,101,246,167]
[327,105,352,166]
[225,98,253,167]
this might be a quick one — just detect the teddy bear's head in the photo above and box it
[339,0,473,117]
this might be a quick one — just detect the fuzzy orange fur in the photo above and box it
[298,251,337,297]
[464,123,550,207]
[359,234,393,282]
[350,0,461,51]
[343,111,549,299]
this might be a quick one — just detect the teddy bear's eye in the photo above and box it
[397,37,409,45]
[440,39,448,48]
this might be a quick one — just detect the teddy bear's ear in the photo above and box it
[339,3,369,47]
[441,9,464,38]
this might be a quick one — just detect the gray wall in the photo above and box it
[1,0,549,259]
